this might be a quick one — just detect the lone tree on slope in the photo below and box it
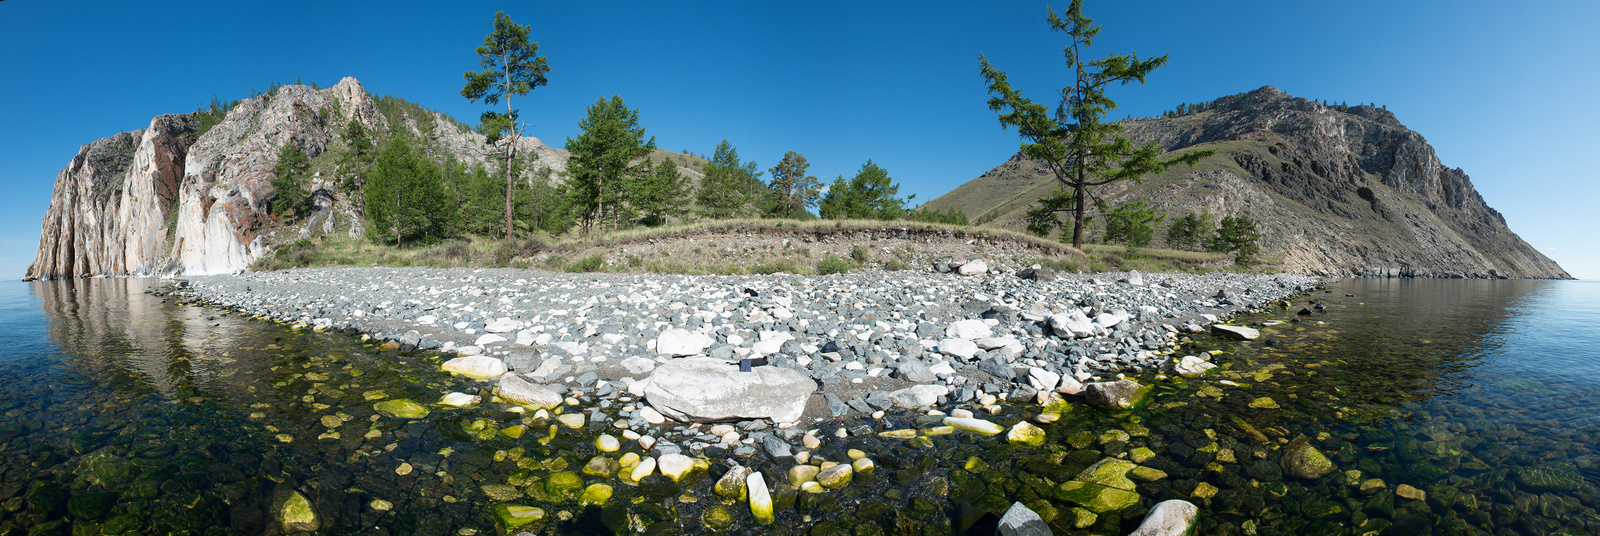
[462,11,550,240]
[979,0,1211,248]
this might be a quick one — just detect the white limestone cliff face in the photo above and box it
[28,76,574,279]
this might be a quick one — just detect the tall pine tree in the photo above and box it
[462,12,550,240]
[563,95,656,235]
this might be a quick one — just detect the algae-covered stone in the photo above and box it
[1191,482,1218,499]
[1006,421,1046,446]
[481,484,523,502]
[66,491,116,520]
[788,465,820,486]
[1083,379,1150,410]
[702,505,736,531]
[273,486,320,532]
[1126,499,1198,536]
[1515,461,1583,491]
[1055,480,1139,513]
[943,417,1004,435]
[370,499,393,511]
[583,456,619,478]
[1395,484,1426,501]
[877,429,917,439]
[964,457,991,473]
[1129,447,1156,464]
[1359,478,1387,495]
[1068,507,1098,529]
[493,504,546,533]
[76,452,138,487]
[1280,437,1335,480]
[442,355,508,378]
[1248,397,1280,409]
[629,457,658,482]
[373,398,429,419]
[546,471,584,502]
[580,483,613,507]
[439,392,481,407]
[817,464,853,489]
[748,471,775,524]
[1129,466,1168,482]
[714,466,752,499]
[852,458,875,474]
[1076,458,1137,490]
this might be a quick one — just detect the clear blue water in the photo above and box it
[0,277,1598,535]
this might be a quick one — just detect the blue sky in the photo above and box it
[3,1,1597,279]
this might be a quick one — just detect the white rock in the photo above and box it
[769,306,794,320]
[1049,311,1096,338]
[888,385,949,408]
[945,319,992,340]
[639,406,666,424]
[751,339,785,356]
[621,357,657,375]
[474,333,508,347]
[417,315,437,325]
[1027,367,1061,392]
[1056,375,1085,396]
[656,328,711,356]
[957,259,989,276]
[484,318,521,333]
[630,457,657,481]
[441,355,507,379]
[1172,355,1217,377]
[1094,312,1123,330]
[1127,499,1199,536]
[938,338,978,360]
[1211,324,1261,340]
[454,345,482,356]
[974,336,1021,351]
[497,374,565,409]
[943,416,1005,435]
[657,453,694,482]
[642,358,816,424]
[439,392,481,407]
[927,363,957,376]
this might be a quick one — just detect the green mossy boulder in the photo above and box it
[493,504,546,534]
[67,491,117,520]
[1054,481,1139,513]
[1280,437,1335,480]
[372,398,430,419]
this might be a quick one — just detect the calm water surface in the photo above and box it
[0,277,1597,535]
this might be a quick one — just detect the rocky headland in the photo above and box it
[924,86,1571,280]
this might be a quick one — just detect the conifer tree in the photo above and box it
[767,151,822,218]
[462,12,550,240]
[271,144,312,220]
[633,158,690,226]
[564,95,656,235]
[818,160,910,220]
[696,140,762,219]
[364,136,458,247]
[980,1,1212,248]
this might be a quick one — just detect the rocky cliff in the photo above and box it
[26,77,570,280]
[925,86,1570,279]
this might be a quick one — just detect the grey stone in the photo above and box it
[642,357,817,424]
[1127,500,1199,536]
[997,501,1051,536]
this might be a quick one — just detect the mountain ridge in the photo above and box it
[924,85,1569,279]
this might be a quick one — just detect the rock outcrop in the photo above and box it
[924,85,1570,279]
[26,77,576,280]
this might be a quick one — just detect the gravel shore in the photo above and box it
[171,265,1318,423]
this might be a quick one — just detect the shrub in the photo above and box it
[884,259,912,271]
[816,253,853,275]
[850,245,868,263]
[563,254,604,273]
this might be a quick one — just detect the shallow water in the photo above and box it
[0,277,1597,535]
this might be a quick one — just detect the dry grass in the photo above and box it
[251,218,1260,275]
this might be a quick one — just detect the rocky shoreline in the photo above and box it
[163,263,1319,533]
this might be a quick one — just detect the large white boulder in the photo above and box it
[484,318,522,333]
[957,259,989,276]
[1050,311,1096,338]
[888,385,949,408]
[643,358,816,423]
[441,355,507,379]
[938,338,979,360]
[1172,355,1217,377]
[945,319,993,340]
[497,373,564,410]
[1127,500,1199,536]
[656,328,712,356]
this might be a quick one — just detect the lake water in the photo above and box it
[0,276,1597,535]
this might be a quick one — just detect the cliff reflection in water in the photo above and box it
[32,277,244,399]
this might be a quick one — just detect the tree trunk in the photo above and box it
[1071,170,1087,249]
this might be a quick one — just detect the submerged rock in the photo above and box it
[1127,499,1199,536]
[997,501,1050,536]
[748,471,775,524]
[493,504,546,534]
[497,373,563,410]
[1211,324,1261,340]
[372,398,429,419]
[1281,437,1336,480]
[1083,379,1150,410]
[272,485,320,533]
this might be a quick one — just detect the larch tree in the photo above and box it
[563,95,655,235]
[462,11,550,240]
[696,140,762,219]
[979,0,1211,248]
